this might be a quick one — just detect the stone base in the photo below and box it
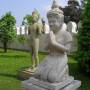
[19,68,35,80]
[22,77,81,90]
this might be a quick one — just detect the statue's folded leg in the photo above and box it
[40,65,52,81]
[47,65,68,83]
[57,65,68,82]
[34,57,49,79]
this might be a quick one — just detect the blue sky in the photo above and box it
[0,0,70,26]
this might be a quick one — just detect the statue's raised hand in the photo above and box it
[49,31,56,44]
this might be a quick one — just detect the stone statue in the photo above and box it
[34,6,72,83]
[67,21,77,33]
[22,0,81,90]
[41,18,50,34]
[28,10,42,71]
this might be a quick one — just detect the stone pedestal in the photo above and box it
[22,77,81,90]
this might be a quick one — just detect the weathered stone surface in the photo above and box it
[26,76,74,90]
[22,79,81,90]
[22,76,75,90]
[22,82,46,90]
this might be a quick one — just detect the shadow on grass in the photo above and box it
[0,55,28,59]
[0,73,20,79]
[0,50,4,53]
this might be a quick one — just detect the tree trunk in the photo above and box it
[3,41,7,53]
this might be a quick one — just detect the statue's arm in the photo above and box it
[50,31,72,52]
[44,34,50,50]
[52,41,72,52]
[37,24,42,34]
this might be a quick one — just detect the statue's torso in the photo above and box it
[29,23,42,40]
[49,30,71,55]
[35,29,72,83]
[30,23,39,38]
[28,23,42,49]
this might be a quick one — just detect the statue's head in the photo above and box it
[32,9,40,23]
[47,0,64,33]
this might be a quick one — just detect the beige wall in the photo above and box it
[0,34,77,53]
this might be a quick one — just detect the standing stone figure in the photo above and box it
[22,0,81,90]
[28,10,42,71]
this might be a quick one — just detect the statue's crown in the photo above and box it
[47,0,63,17]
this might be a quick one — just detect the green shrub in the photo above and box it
[77,0,90,75]
[18,35,27,44]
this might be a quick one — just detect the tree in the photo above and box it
[63,0,81,24]
[0,12,16,52]
[22,15,33,26]
[77,0,90,75]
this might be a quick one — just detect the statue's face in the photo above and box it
[32,15,38,22]
[48,14,63,33]
[32,12,39,22]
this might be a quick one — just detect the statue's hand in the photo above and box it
[49,31,56,44]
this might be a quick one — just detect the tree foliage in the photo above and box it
[0,12,16,52]
[22,15,33,25]
[63,0,81,24]
[77,0,90,75]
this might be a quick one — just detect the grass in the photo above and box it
[0,49,90,90]
[0,49,45,90]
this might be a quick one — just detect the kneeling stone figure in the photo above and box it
[22,0,81,90]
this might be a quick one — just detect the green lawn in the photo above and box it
[0,49,90,90]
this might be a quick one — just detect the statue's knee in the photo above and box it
[48,71,57,83]
[34,68,41,78]
[58,65,68,81]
